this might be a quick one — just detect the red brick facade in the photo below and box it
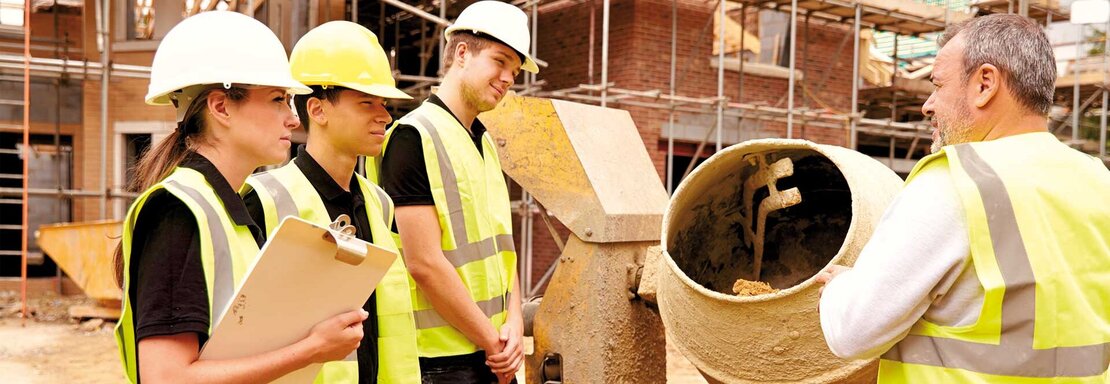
[3,2,859,289]
[521,0,857,290]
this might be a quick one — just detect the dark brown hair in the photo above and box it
[442,31,493,70]
[113,86,248,288]
[293,85,345,130]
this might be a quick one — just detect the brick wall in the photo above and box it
[7,3,862,289]
[521,0,858,291]
[73,76,174,222]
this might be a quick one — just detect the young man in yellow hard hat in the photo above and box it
[376,1,539,383]
[242,21,419,384]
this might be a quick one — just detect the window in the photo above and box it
[756,10,790,67]
[0,0,23,28]
[123,0,185,41]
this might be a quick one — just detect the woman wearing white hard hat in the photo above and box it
[113,11,368,383]
[377,1,537,383]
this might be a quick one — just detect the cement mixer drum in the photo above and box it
[654,139,903,383]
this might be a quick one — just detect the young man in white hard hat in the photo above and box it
[376,1,539,383]
[241,21,419,384]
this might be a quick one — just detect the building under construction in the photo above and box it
[2,0,1106,299]
[0,0,1108,382]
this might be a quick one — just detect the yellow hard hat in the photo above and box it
[290,21,411,99]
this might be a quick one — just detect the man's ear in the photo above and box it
[454,42,470,69]
[307,97,328,127]
[972,63,1001,108]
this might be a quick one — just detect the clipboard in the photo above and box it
[198,215,398,383]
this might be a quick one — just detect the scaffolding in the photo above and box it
[2,0,144,320]
[1055,19,1110,159]
[5,0,1106,309]
[372,0,1108,296]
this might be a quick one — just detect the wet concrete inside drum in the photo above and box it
[670,149,852,294]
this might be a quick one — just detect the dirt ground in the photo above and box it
[0,290,708,383]
[0,290,126,384]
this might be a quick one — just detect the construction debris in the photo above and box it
[78,318,105,333]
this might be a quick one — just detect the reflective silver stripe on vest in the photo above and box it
[253,172,300,221]
[373,186,392,226]
[413,294,506,330]
[882,145,1110,378]
[414,114,516,267]
[165,180,236,321]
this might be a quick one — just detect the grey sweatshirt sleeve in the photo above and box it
[819,167,975,359]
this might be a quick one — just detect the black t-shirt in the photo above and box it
[129,152,265,360]
[378,95,500,365]
[243,145,378,384]
[379,94,489,207]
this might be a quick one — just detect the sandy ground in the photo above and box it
[0,290,126,384]
[0,317,126,384]
[0,291,708,383]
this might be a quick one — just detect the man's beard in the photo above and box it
[931,96,975,153]
[461,81,498,113]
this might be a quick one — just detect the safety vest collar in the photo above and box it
[249,162,392,234]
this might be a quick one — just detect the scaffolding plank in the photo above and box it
[971,0,1070,23]
[0,123,24,132]
[1056,72,1110,89]
[739,0,972,35]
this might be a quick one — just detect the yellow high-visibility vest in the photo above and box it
[115,167,260,383]
[880,132,1110,383]
[379,101,517,358]
[245,161,420,384]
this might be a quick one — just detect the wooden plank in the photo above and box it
[69,302,121,320]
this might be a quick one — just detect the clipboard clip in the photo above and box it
[323,214,367,266]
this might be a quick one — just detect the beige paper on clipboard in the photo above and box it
[198,215,397,383]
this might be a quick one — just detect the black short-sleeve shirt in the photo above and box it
[129,152,264,351]
[379,94,488,207]
[242,145,379,384]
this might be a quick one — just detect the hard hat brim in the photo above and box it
[344,83,414,100]
[147,78,311,106]
[521,57,538,74]
[445,26,539,74]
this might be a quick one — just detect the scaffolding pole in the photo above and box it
[380,0,451,27]
[438,0,446,76]
[890,33,899,161]
[850,4,860,149]
[601,0,610,107]
[1074,24,1082,143]
[738,4,746,140]
[666,0,676,194]
[1101,20,1108,158]
[99,0,110,219]
[530,2,538,87]
[716,0,725,152]
[21,0,31,323]
[544,85,932,136]
[786,0,798,138]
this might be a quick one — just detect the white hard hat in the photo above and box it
[145,11,311,106]
[445,1,538,73]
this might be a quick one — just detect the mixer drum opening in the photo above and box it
[668,148,852,295]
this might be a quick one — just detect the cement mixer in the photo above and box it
[480,94,904,383]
